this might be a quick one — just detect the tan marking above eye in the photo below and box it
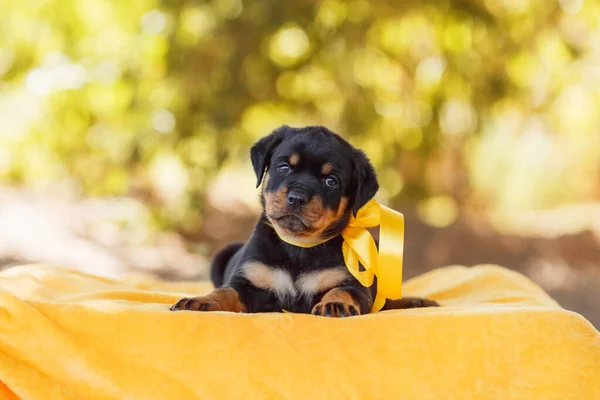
[289,153,300,166]
[321,162,333,175]
[297,267,350,296]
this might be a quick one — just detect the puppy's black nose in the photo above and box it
[287,191,308,209]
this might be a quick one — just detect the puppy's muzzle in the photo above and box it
[286,190,309,210]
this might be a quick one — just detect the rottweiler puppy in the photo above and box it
[171,125,439,317]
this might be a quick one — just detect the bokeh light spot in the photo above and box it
[439,99,476,136]
[152,110,176,134]
[417,195,459,227]
[416,55,446,88]
[141,10,168,35]
[179,6,217,43]
[0,48,14,75]
[149,153,189,203]
[215,0,243,20]
[268,25,310,67]
[316,0,347,28]
[405,101,433,128]
[559,0,583,15]
[25,68,54,97]
[379,168,404,198]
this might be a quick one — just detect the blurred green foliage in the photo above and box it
[0,0,599,236]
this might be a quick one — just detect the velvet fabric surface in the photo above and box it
[0,264,598,399]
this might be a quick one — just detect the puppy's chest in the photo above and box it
[242,262,349,302]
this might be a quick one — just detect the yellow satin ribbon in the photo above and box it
[276,199,404,313]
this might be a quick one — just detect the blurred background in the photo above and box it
[0,0,599,326]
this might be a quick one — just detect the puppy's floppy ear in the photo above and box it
[351,150,379,217]
[250,125,289,188]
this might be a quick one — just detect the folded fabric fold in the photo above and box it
[0,264,598,400]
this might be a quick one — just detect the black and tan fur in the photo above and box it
[171,125,438,317]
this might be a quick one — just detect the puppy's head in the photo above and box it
[251,125,379,247]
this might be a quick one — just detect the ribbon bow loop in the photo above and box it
[341,199,404,313]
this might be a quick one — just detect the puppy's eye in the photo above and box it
[278,163,291,175]
[324,176,339,188]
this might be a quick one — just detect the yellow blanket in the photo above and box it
[0,264,598,400]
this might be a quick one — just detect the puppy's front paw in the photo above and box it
[169,288,247,313]
[170,297,220,312]
[312,301,360,318]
